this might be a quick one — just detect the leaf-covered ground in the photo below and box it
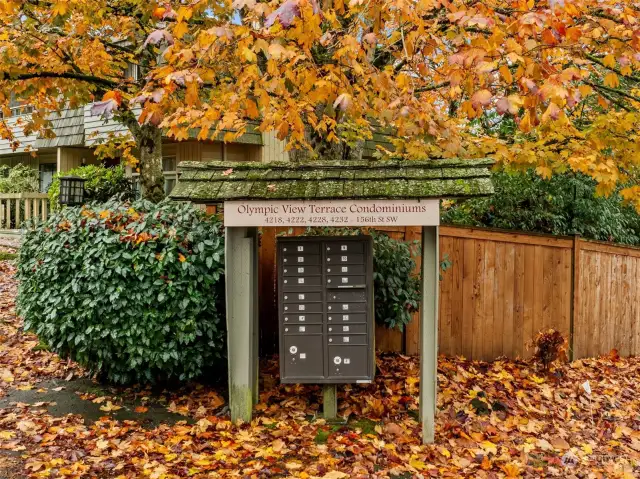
[1,261,639,478]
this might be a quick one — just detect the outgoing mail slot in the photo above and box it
[282,291,322,303]
[328,345,369,378]
[283,265,322,276]
[327,323,367,334]
[326,302,367,313]
[281,275,323,290]
[327,334,367,345]
[327,275,366,286]
[326,242,364,253]
[283,254,321,265]
[326,254,365,264]
[283,324,323,334]
[326,264,365,275]
[282,243,320,254]
[327,312,367,323]
[328,291,366,302]
[283,302,323,313]
[283,313,323,324]
[283,335,324,380]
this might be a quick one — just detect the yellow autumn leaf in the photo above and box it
[242,47,257,63]
[52,0,68,17]
[409,457,427,470]
[99,401,122,412]
[603,54,616,68]
[603,73,620,88]
[579,84,593,98]
[173,21,188,39]
[500,64,513,84]
[480,440,498,455]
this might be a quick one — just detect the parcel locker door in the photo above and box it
[283,335,324,380]
[328,345,369,379]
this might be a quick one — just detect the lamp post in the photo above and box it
[59,176,86,206]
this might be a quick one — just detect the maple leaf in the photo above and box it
[144,29,174,47]
[471,89,492,108]
[99,401,122,412]
[333,93,352,111]
[90,100,119,119]
[265,0,301,28]
[222,168,233,176]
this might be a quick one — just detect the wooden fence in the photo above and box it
[0,192,49,230]
[258,225,640,360]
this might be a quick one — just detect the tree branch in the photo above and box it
[1,72,119,89]
[585,53,640,84]
[584,80,640,104]
[414,81,450,93]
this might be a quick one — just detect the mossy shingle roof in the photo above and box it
[170,158,494,202]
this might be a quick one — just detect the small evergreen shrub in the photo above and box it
[370,231,421,331]
[17,199,226,384]
[48,164,135,209]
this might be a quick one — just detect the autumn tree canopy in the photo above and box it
[2,0,640,205]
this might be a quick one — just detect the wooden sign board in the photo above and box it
[224,199,440,227]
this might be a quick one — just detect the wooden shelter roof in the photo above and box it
[170,158,494,202]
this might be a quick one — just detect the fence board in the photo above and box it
[257,225,640,361]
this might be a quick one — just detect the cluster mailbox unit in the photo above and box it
[277,236,375,383]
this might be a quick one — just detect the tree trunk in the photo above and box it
[137,124,164,203]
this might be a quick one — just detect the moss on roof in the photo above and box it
[170,158,494,202]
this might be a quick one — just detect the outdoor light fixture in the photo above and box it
[58,176,86,206]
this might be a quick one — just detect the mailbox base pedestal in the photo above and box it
[322,384,338,420]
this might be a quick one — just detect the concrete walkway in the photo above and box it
[0,379,190,428]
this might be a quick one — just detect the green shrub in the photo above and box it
[17,199,226,384]
[442,169,640,245]
[285,228,421,331]
[0,164,39,193]
[370,231,421,331]
[48,164,135,209]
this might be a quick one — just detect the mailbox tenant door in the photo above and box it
[278,236,374,384]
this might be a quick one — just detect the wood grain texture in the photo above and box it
[258,226,640,360]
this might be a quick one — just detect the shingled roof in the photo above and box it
[170,158,494,202]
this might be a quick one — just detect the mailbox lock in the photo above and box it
[285,328,289,332]
[334,356,342,365]
[329,327,333,332]
[284,296,288,300]
[329,338,333,342]
[289,346,297,354]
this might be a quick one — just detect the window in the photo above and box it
[163,156,177,195]
[125,62,141,82]
[130,156,178,196]
[39,164,56,193]
[0,95,34,119]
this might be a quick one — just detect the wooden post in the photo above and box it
[420,226,439,444]
[250,227,260,405]
[323,385,337,420]
[225,227,259,423]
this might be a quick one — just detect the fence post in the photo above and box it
[570,235,581,360]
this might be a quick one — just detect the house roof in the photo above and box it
[169,158,494,202]
[35,108,85,148]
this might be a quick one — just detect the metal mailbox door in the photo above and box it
[277,236,374,384]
